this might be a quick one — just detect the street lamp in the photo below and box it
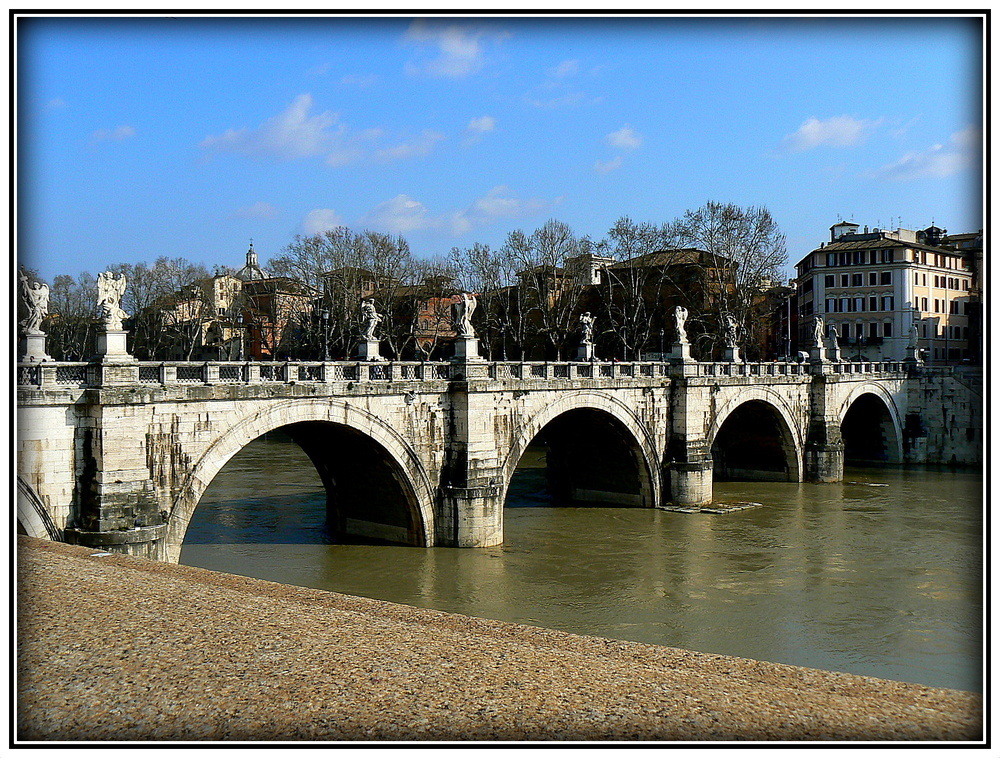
[659,328,665,361]
[236,314,244,361]
[321,308,330,361]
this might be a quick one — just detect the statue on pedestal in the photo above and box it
[724,314,739,348]
[360,298,383,340]
[811,316,825,348]
[673,306,689,345]
[453,293,477,338]
[18,267,49,334]
[97,271,128,331]
[579,312,595,344]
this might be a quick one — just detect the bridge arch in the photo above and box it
[709,388,804,482]
[166,398,437,561]
[500,391,661,509]
[838,383,904,464]
[17,476,60,540]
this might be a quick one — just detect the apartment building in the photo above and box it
[795,222,977,363]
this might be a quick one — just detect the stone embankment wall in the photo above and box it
[906,368,983,466]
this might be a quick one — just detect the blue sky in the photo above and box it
[17,14,984,283]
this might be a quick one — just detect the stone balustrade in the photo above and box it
[16,358,921,389]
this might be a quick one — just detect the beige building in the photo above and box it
[795,222,978,363]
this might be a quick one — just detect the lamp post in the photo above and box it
[321,308,330,361]
[237,314,244,360]
[659,328,665,361]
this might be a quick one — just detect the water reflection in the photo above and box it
[181,434,982,693]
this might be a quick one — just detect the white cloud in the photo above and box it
[45,97,66,110]
[550,59,580,78]
[448,185,551,234]
[302,208,344,235]
[231,202,278,220]
[200,94,339,160]
[91,124,135,144]
[466,116,496,134]
[872,127,981,182]
[373,130,445,163]
[362,195,437,234]
[594,156,623,174]
[605,125,643,150]
[782,115,875,152]
[403,20,507,78]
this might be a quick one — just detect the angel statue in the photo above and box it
[453,292,477,338]
[724,314,739,348]
[360,298,383,341]
[811,315,825,348]
[18,267,49,334]
[97,271,129,331]
[673,306,689,345]
[579,312,595,344]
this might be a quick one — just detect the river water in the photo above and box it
[180,433,983,693]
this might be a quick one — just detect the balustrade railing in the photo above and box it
[16,357,916,389]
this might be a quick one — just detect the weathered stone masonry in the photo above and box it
[16,359,981,562]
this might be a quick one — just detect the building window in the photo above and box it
[883,322,893,338]
[840,274,850,287]
[883,249,895,263]
[881,296,894,311]
[854,297,864,312]
[870,251,878,264]
[824,275,835,287]
[869,296,878,311]
[841,324,850,339]
[880,271,892,285]
[827,253,837,267]
[826,298,836,313]
[869,322,879,339]
[914,272,920,285]
[852,273,863,286]
[840,298,850,313]
[869,272,878,286]
[921,297,928,311]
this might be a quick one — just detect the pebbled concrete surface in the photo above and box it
[16,536,983,743]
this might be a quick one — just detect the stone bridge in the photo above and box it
[16,356,979,562]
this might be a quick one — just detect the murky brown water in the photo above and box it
[180,433,983,692]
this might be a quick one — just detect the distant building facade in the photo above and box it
[795,222,980,363]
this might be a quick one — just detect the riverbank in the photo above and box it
[16,536,982,742]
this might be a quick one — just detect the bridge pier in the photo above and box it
[804,376,845,482]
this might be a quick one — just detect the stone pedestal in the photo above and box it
[453,336,483,361]
[826,340,842,362]
[19,332,51,362]
[96,330,131,359]
[576,342,594,361]
[670,342,694,363]
[355,339,383,361]
[809,345,826,363]
[723,346,741,363]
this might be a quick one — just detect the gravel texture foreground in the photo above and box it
[16,536,983,743]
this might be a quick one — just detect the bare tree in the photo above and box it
[502,219,586,360]
[667,202,787,360]
[44,272,98,360]
[448,242,519,360]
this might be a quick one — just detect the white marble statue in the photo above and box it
[673,306,689,345]
[812,316,825,348]
[908,322,920,349]
[453,292,477,338]
[579,312,595,344]
[18,267,49,334]
[360,298,383,341]
[97,271,128,331]
[827,323,840,344]
[724,314,739,348]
